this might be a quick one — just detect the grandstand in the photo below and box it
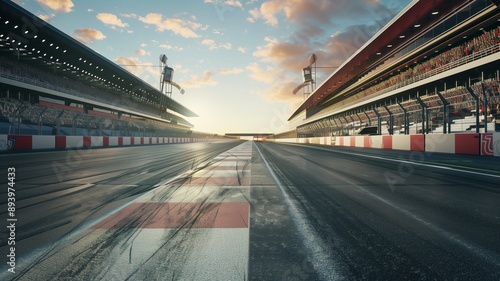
[280,0,500,139]
[0,1,217,140]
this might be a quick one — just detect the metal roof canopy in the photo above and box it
[0,0,198,118]
[289,0,481,121]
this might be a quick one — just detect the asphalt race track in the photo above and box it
[1,141,499,280]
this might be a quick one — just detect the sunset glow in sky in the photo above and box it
[16,0,412,134]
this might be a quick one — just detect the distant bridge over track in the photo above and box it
[224,133,273,140]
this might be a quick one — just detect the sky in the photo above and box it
[14,0,412,135]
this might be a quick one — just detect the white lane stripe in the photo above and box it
[254,142,343,281]
[137,186,251,203]
[191,169,248,178]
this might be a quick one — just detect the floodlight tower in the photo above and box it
[293,53,316,100]
[159,54,185,115]
[159,54,173,98]
[292,53,338,100]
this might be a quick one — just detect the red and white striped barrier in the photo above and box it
[270,133,500,157]
[0,135,219,152]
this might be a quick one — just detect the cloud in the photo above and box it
[311,22,392,73]
[37,14,54,22]
[246,62,285,84]
[182,71,217,88]
[96,13,128,28]
[159,44,184,51]
[248,0,396,28]
[247,1,282,26]
[73,28,106,44]
[253,37,309,72]
[247,21,387,108]
[219,68,244,75]
[122,13,137,18]
[244,0,409,109]
[36,0,74,13]
[255,81,303,110]
[238,47,246,53]
[139,13,201,38]
[114,56,157,78]
[201,39,232,50]
[204,0,243,9]
[172,64,190,74]
[135,49,147,56]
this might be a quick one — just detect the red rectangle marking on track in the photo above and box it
[95,202,249,229]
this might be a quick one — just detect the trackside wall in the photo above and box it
[268,133,500,157]
[0,135,224,152]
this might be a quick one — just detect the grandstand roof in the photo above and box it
[0,0,198,118]
[289,0,479,120]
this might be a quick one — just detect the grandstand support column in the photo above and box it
[480,83,489,133]
[331,118,338,136]
[373,109,381,136]
[73,114,79,136]
[416,97,428,134]
[364,111,371,126]
[436,91,449,134]
[397,102,409,135]
[15,105,25,135]
[342,115,349,135]
[17,116,21,135]
[39,107,47,135]
[383,106,394,135]
[38,117,42,135]
[466,86,480,133]
[355,113,363,126]
[337,117,344,136]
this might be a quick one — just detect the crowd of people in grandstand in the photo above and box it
[0,56,173,121]
[328,27,500,113]
[0,51,198,136]
[301,77,500,137]
[0,97,189,136]
[300,24,500,137]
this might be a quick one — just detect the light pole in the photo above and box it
[292,53,338,100]
[159,54,185,116]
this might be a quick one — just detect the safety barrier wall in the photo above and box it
[0,135,223,152]
[269,133,500,157]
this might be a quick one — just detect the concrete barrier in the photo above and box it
[271,133,499,157]
[0,135,221,152]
